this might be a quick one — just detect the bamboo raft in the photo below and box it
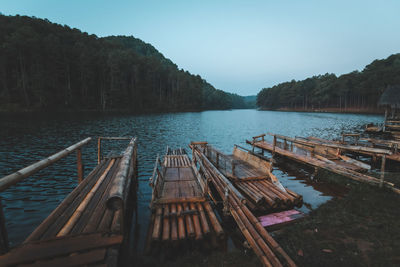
[0,137,138,266]
[204,144,302,211]
[247,134,400,194]
[191,142,296,267]
[147,148,223,249]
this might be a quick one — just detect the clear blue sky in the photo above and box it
[2,0,400,95]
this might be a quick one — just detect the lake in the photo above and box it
[0,109,382,248]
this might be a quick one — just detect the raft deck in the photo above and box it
[191,143,296,267]
[0,137,137,266]
[247,134,400,194]
[205,145,302,211]
[147,148,223,247]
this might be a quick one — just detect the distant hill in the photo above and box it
[257,54,400,111]
[243,95,257,108]
[0,15,247,112]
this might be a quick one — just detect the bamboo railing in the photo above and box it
[0,137,92,254]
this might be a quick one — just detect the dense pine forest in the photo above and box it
[0,15,250,112]
[257,53,400,111]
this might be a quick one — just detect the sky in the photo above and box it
[1,0,400,95]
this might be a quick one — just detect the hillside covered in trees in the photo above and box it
[0,15,250,112]
[257,53,400,112]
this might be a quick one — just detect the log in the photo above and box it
[106,137,137,210]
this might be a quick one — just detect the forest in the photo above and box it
[0,15,250,112]
[257,53,400,111]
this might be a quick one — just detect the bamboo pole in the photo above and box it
[380,155,386,188]
[177,204,186,240]
[56,158,115,237]
[0,137,91,192]
[170,204,178,241]
[197,203,210,235]
[190,203,203,240]
[162,205,170,241]
[152,206,163,240]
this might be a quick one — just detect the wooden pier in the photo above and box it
[204,144,302,211]
[0,137,138,266]
[191,142,296,267]
[147,148,223,249]
[247,134,400,194]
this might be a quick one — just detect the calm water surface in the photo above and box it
[0,110,382,247]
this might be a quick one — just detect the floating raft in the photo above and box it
[247,134,400,194]
[204,144,302,211]
[191,142,296,267]
[147,148,223,248]
[0,137,138,266]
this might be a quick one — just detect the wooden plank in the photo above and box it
[0,234,122,266]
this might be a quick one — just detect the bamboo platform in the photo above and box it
[247,134,400,194]
[205,145,302,211]
[0,137,138,267]
[147,148,223,249]
[191,142,296,267]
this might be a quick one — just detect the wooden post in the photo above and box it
[383,108,387,132]
[284,139,287,150]
[216,153,219,168]
[232,162,236,177]
[97,137,102,164]
[272,135,277,155]
[380,155,386,188]
[77,148,83,183]
[0,198,9,254]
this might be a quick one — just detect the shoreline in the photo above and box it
[259,107,384,115]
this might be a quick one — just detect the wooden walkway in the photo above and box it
[247,134,400,194]
[205,145,302,211]
[147,148,223,248]
[0,137,137,267]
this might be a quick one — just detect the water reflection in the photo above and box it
[0,110,382,247]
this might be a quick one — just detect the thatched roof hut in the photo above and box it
[378,85,400,109]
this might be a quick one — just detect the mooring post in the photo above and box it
[380,155,386,188]
[77,148,83,183]
[97,137,102,164]
[272,135,277,155]
[0,198,9,254]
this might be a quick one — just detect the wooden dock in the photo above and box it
[191,142,296,267]
[204,144,302,211]
[147,148,223,249]
[247,134,400,194]
[0,137,138,266]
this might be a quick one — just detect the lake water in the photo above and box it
[0,109,382,247]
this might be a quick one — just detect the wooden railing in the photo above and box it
[0,137,92,254]
[149,154,164,206]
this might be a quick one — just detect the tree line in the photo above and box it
[257,53,400,111]
[0,15,250,112]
